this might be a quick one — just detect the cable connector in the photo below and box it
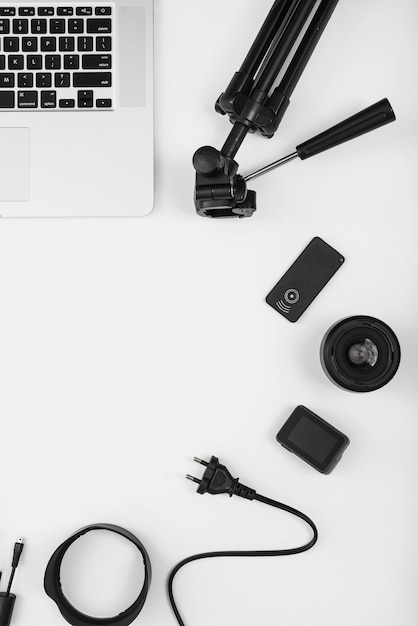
[10,539,24,571]
[187,455,256,500]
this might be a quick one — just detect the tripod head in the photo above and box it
[193,0,395,218]
[193,144,255,218]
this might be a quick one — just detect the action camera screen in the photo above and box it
[287,415,340,464]
[276,406,350,473]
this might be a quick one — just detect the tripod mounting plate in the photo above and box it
[195,189,257,218]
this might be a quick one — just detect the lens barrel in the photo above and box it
[320,316,401,392]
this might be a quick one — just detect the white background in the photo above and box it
[0,1,417,625]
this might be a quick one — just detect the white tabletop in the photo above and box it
[0,1,417,625]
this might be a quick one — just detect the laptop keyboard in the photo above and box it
[0,3,115,110]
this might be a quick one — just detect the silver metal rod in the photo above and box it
[244,151,298,182]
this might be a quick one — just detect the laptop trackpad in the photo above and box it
[0,128,30,201]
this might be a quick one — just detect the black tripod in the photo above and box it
[193,0,395,218]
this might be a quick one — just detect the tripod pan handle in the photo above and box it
[296,98,395,160]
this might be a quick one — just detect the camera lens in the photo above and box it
[320,316,401,392]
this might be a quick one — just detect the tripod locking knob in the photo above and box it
[193,146,226,177]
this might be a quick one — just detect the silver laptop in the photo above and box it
[0,0,153,216]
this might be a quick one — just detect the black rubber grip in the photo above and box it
[296,98,396,160]
[0,593,16,626]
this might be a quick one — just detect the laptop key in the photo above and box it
[22,37,38,52]
[19,8,35,17]
[77,36,93,52]
[82,54,111,70]
[41,90,56,108]
[87,19,111,34]
[57,7,73,16]
[0,18,10,34]
[18,90,38,108]
[64,55,79,70]
[69,19,83,34]
[27,55,42,70]
[36,72,52,88]
[45,54,61,70]
[73,72,111,87]
[0,73,15,88]
[13,18,28,34]
[59,37,75,52]
[8,55,24,70]
[50,19,65,33]
[0,9,15,17]
[38,8,54,16]
[96,36,111,51]
[41,37,57,52]
[96,98,112,108]
[4,37,19,52]
[18,72,34,88]
[54,72,70,87]
[0,56,5,71]
[0,91,14,107]
[95,7,112,16]
[78,89,93,108]
[59,98,75,108]
[31,18,47,34]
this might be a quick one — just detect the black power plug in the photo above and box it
[168,455,319,626]
[187,456,256,499]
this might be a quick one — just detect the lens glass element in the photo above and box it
[347,338,378,367]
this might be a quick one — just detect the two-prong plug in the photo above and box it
[171,456,318,626]
[187,456,256,500]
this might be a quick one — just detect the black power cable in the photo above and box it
[168,456,318,626]
[0,538,24,626]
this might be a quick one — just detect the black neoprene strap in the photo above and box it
[44,523,152,626]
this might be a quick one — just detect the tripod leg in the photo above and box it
[273,0,340,105]
[262,0,341,136]
[239,0,299,79]
[217,0,300,120]
[253,0,317,95]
